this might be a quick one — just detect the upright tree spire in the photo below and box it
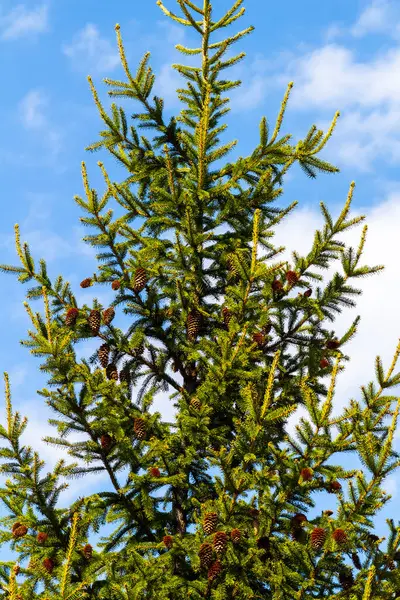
[1,1,400,598]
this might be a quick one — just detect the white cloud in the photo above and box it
[350,0,399,38]
[0,4,49,41]
[63,24,120,74]
[263,38,400,172]
[19,90,47,129]
[18,89,62,157]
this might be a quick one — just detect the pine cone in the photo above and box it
[133,418,146,440]
[119,367,131,384]
[323,510,334,516]
[88,309,101,335]
[102,307,115,325]
[222,307,232,328]
[285,270,299,285]
[190,397,201,411]
[13,525,28,538]
[80,278,92,288]
[134,343,144,357]
[82,544,92,560]
[13,564,20,575]
[203,512,218,535]
[106,363,118,381]
[320,358,329,369]
[332,529,347,545]
[300,467,313,481]
[149,467,161,478]
[213,531,228,555]
[326,338,340,350]
[291,513,307,527]
[12,523,22,533]
[163,535,173,549]
[37,532,48,543]
[271,279,283,292]
[328,480,342,493]
[339,570,354,590]
[252,332,265,347]
[187,310,201,341]
[42,558,55,574]
[304,289,312,298]
[230,529,241,543]
[208,560,222,581]
[198,543,213,569]
[133,267,147,293]
[311,528,326,550]
[100,434,112,450]
[111,280,121,290]
[65,307,79,326]
[98,344,110,368]
[351,552,362,570]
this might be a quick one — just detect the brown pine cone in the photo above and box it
[332,529,347,545]
[198,543,213,569]
[149,467,161,478]
[291,513,307,527]
[213,531,228,555]
[133,418,146,440]
[82,544,92,560]
[42,558,55,574]
[163,535,173,549]
[285,270,299,285]
[304,288,312,297]
[65,307,79,326]
[133,267,147,293]
[300,467,313,481]
[320,357,330,369]
[13,525,28,538]
[326,338,340,350]
[187,310,201,341]
[111,280,121,290]
[222,307,232,328]
[119,367,130,383]
[88,309,101,335]
[102,307,115,325]
[230,529,241,543]
[105,363,118,381]
[208,560,222,581]
[252,332,265,347]
[328,480,342,493]
[98,344,110,368]
[203,512,218,535]
[100,434,112,450]
[80,278,92,288]
[37,532,48,543]
[311,528,326,550]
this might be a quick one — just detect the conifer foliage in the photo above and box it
[1,1,400,598]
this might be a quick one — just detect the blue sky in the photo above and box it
[1,0,400,563]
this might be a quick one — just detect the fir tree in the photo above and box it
[1,1,400,598]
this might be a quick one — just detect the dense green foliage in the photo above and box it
[1,1,400,598]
